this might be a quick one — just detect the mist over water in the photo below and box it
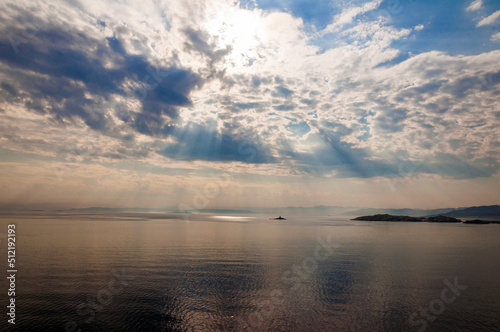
[1,213,500,331]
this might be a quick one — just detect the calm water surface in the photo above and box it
[1,212,500,331]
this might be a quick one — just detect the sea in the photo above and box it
[1,212,499,331]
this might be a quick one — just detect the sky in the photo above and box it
[0,0,499,210]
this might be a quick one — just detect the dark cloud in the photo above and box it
[273,85,294,98]
[419,153,498,179]
[0,26,202,136]
[158,122,276,164]
[443,71,500,98]
[251,76,261,87]
[278,130,497,179]
[393,81,445,103]
[132,112,165,137]
[1,82,17,96]
[279,125,498,179]
[300,98,317,106]
[375,108,408,132]
[233,102,264,110]
[182,27,231,74]
[280,137,398,178]
[273,103,295,111]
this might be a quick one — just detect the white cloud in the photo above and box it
[414,24,424,31]
[477,10,500,27]
[322,0,383,34]
[491,32,500,41]
[466,0,483,12]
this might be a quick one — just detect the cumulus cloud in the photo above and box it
[477,10,500,27]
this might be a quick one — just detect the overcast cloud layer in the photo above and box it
[0,0,499,209]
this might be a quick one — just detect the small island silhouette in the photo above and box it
[352,214,500,224]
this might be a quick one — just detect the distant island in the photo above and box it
[462,219,500,224]
[351,214,500,224]
[352,214,462,222]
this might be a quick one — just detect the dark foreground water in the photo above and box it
[1,212,500,331]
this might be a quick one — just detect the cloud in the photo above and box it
[0,17,205,145]
[274,85,294,98]
[477,10,500,27]
[0,0,499,184]
[492,32,500,41]
[158,122,276,164]
[466,0,483,12]
[419,153,498,179]
[323,0,383,34]
[374,108,408,133]
[414,24,424,31]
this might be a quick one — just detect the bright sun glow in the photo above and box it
[204,6,265,68]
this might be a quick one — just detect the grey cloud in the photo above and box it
[0,25,202,138]
[300,98,318,106]
[183,27,231,68]
[419,153,498,179]
[273,103,295,111]
[252,76,261,87]
[279,131,398,178]
[158,122,276,164]
[374,108,408,132]
[444,71,500,98]
[273,85,294,98]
